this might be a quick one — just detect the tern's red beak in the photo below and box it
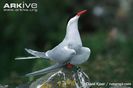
[77,10,87,16]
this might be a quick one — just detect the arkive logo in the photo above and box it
[3,2,38,12]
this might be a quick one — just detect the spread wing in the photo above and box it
[25,48,48,58]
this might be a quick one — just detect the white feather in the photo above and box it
[15,57,37,60]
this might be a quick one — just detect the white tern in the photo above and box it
[15,10,91,76]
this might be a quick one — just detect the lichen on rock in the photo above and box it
[30,66,91,88]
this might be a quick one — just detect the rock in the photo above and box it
[30,66,91,88]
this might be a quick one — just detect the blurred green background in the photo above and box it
[0,0,133,87]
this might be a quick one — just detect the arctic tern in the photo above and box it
[15,10,91,76]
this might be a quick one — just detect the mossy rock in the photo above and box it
[30,67,90,88]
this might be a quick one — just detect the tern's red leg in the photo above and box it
[66,63,74,69]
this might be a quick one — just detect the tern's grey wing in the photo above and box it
[26,63,64,77]
[25,48,48,59]
[47,45,76,63]
[70,47,90,65]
